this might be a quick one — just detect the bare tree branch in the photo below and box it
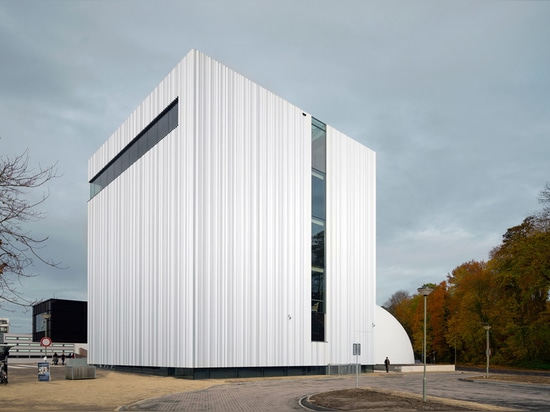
[0,149,60,307]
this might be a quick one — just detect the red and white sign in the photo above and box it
[40,337,52,347]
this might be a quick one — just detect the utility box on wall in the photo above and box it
[32,299,87,343]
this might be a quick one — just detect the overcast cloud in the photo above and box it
[1,0,549,332]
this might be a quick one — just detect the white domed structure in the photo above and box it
[373,305,414,365]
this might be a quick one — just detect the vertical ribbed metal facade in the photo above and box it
[88,50,376,371]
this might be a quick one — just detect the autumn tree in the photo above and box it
[383,289,411,316]
[445,260,512,364]
[383,290,416,353]
[490,218,549,321]
[488,215,550,365]
[426,281,450,363]
[389,291,418,344]
[402,282,449,363]
[0,150,58,307]
[387,284,446,362]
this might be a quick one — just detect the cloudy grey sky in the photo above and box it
[1,0,549,332]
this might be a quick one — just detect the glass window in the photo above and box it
[120,149,130,173]
[312,132,326,173]
[312,219,325,269]
[98,173,107,192]
[129,139,138,164]
[147,123,159,147]
[311,117,327,342]
[90,181,98,198]
[312,268,325,341]
[312,171,326,220]
[157,114,169,140]
[312,269,325,310]
[114,155,122,177]
[168,104,178,132]
[138,133,148,158]
[312,118,326,172]
[105,163,115,186]
[89,98,179,199]
[312,311,325,342]
[312,117,326,131]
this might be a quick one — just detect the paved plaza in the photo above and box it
[123,371,550,411]
[3,361,549,411]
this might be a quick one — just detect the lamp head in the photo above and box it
[417,287,433,296]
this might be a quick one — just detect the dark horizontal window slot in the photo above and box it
[89,98,179,198]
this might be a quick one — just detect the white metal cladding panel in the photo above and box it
[192,52,312,368]
[323,127,376,366]
[88,134,195,367]
[88,53,196,367]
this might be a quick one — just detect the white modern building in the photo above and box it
[88,49,378,378]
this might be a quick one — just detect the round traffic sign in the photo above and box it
[40,337,52,347]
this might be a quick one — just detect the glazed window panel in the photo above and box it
[147,124,159,147]
[311,117,327,343]
[168,105,178,132]
[89,98,178,198]
[120,150,131,173]
[311,312,325,342]
[312,172,326,220]
[312,219,325,269]
[157,114,169,140]
[312,117,326,173]
[311,269,325,312]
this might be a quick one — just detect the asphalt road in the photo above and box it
[124,371,550,411]
[363,372,549,411]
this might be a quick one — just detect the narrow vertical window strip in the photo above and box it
[311,117,326,342]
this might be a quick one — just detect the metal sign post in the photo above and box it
[353,343,361,388]
[40,337,52,360]
[39,337,52,381]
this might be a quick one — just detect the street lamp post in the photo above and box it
[417,287,433,402]
[483,325,491,378]
[41,313,51,360]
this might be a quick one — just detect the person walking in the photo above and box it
[384,356,390,373]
